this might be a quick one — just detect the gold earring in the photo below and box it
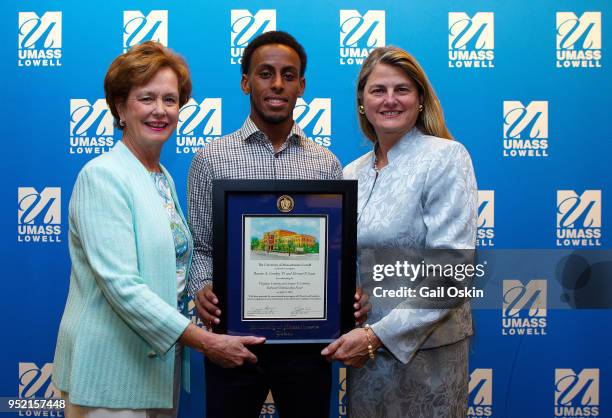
[418,104,424,112]
[358,105,365,115]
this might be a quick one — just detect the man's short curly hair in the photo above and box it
[241,31,307,76]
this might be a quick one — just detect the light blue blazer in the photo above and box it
[52,141,192,409]
[344,128,477,364]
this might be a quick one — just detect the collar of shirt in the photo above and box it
[240,117,305,153]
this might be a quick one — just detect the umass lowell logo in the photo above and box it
[448,12,494,68]
[555,369,599,417]
[123,10,168,52]
[18,11,62,67]
[230,10,276,64]
[294,98,332,147]
[176,98,222,154]
[338,367,347,416]
[19,362,60,399]
[556,190,602,247]
[502,279,547,336]
[477,191,494,247]
[17,187,62,243]
[556,12,602,68]
[70,99,115,155]
[260,392,276,418]
[503,101,549,158]
[468,369,492,418]
[339,10,385,65]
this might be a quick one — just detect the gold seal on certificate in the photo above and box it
[277,195,294,212]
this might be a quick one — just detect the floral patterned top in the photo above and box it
[150,171,192,308]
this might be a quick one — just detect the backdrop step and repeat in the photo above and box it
[2,1,610,417]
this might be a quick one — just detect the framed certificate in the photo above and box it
[212,180,357,344]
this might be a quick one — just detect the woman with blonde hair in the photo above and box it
[322,46,477,417]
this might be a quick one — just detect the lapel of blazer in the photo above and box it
[112,140,194,288]
[111,140,174,238]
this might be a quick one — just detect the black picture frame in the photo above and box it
[212,179,357,344]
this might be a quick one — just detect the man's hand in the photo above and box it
[195,283,221,327]
[353,287,370,326]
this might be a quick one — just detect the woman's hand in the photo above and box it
[200,332,265,368]
[179,323,265,368]
[320,327,382,368]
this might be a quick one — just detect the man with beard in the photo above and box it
[188,31,366,418]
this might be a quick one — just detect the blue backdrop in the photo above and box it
[3,1,610,417]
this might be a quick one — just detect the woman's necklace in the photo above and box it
[373,152,387,173]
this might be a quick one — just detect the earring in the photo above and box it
[358,105,365,115]
[418,104,424,112]
[119,119,126,127]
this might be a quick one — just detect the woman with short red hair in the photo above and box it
[52,41,264,418]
